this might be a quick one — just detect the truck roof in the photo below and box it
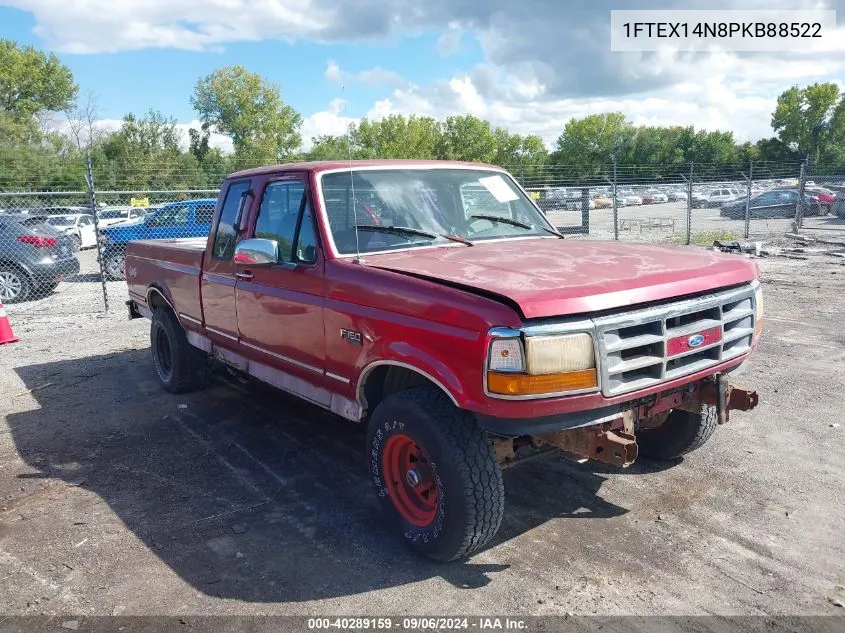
[227,159,503,179]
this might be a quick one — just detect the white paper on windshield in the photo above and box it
[478,175,519,203]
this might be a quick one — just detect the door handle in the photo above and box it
[235,271,254,281]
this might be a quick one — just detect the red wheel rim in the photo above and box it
[381,434,439,527]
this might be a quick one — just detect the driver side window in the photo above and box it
[254,180,317,264]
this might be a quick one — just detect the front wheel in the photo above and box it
[367,388,504,561]
[637,404,717,461]
[68,234,82,252]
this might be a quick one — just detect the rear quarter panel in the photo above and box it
[126,238,206,327]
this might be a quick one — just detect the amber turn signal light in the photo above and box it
[487,369,598,396]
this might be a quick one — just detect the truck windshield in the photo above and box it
[320,168,555,255]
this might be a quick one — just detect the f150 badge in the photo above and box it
[340,328,363,346]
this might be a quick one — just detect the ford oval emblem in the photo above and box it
[688,333,705,348]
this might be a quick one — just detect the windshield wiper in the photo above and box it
[355,225,473,246]
[470,214,564,239]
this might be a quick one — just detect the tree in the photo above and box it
[305,134,355,160]
[437,115,497,162]
[551,112,628,173]
[354,115,441,159]
[0,39,77,120]
[191,65,302,163]
[771,82,845,165]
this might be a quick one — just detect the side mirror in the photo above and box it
[233,238,279,266]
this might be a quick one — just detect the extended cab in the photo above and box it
[125,160,762,561]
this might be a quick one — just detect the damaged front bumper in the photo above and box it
[490,375,758,469]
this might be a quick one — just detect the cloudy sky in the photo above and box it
[1,0,844,151]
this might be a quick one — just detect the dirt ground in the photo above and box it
[1,249,844,617]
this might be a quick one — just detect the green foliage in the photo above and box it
[771,82,845,165]
[0,39,78,120]
[191,65,302,163]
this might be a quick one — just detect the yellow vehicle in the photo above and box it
[592,194,613,208]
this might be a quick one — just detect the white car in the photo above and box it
[618,192,643,205]
[97,207,148,228]
[45,213,98,251]
[645,190,669,203]
[692,187,742,208]
[668,190,688,201]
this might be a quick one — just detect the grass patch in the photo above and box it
[670,230,738,246]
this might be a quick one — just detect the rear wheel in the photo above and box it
[637,404,717,461]
[0,265,32,304]
[104,251,126,280]
[150,308,209,394]
[367,387,504,561]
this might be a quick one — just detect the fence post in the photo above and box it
[795,158,807,231]
[686,162,694,245]
[612,157,619,240]
[85,154,110,313]
[742,159,753,239]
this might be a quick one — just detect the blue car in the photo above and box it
[99,199,216,280]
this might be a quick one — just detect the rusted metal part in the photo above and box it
[534,424,638,468]
[728,386,759,411]
[492,437,516,465]
[638,377,759,426]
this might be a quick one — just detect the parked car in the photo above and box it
[618,191,643,205]
[805,187,836,214]
[639,192,655,205]
[692,187,742,208]
[719,190,820,219]
[97,207,149,228]
[667,190,688,202]
[44,213,98,251]
[99,199,216,280]
[592,194,613,208]
[125,159,762,562]
[0,214,80,303]
[645,190,669,203]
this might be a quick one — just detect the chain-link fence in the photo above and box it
[1,156,843,314]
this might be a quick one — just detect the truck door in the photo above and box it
[234,174,327,386]
[201,179,253,343]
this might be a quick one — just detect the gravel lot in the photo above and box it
[1,246,844,617]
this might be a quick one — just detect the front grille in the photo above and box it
[594,284,757,396]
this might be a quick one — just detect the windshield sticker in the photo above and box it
[478,175,519,203]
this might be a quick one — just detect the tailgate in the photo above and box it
[126,238,206,324]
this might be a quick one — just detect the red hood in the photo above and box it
[363,238,758,319]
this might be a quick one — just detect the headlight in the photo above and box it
[754,285,763,337]
[487,332,597,397]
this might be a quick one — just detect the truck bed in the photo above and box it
[126,238,207,326]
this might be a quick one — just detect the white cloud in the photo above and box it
[8,0,845,147]
[300,98,356,149]
[324,60,407,88]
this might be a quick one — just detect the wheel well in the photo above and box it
[361,364,456,416]
[0,259,32,281]
[147,287,172,313]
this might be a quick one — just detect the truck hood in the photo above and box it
[363,238,758,319]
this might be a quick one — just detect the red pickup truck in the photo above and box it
[125,160,762,561]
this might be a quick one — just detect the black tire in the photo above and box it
[31,282,59,299]
[69,234,81,252]
[637,405,718,461]
[0,264,32,304]
[150,308,209,394]
[104,251,126,281]
[367,387,504,561]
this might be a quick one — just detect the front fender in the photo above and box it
[357,339,477,410]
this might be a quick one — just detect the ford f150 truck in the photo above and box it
[125,160,762,561]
